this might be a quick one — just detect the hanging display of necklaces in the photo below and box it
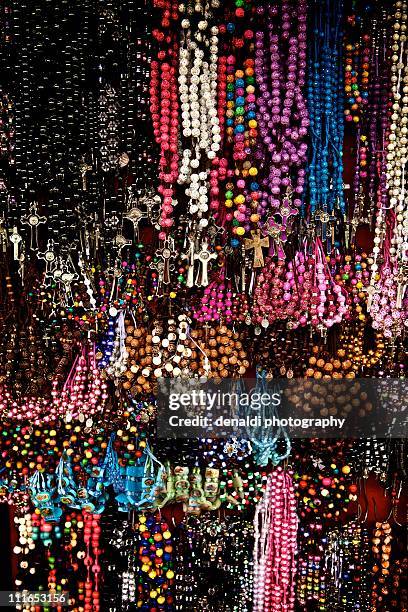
[0,1,407,611]
[175,513,254,611]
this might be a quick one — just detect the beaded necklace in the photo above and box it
[151,0,180,238]
[253,468,298,611]
[370,519,394,611]
[178,1,222,236]
[134,511,175,611]
[252,238,348,333]
[122,1,158,192]
[292,441,356,521]
[255,0,309,251]
[344,6,372,245]
[220,0,257,248]
[366,14,390,233]
[81,512,101,612]
[236,372,291,467]
[14,513,64,602]
[324,521,371,611]
[296,521,327,610]
[304,0,345,251]
[62,510,85,610]
[386,0,408,314]
[366,2,408,338]
[0,342,108,425]
[175,513,254,611]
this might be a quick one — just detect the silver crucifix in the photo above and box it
[194,241,217,287]
[60,263,79,304]
[396,266,407,309]
[156,237,176,285]
[185,237,196,288]
[141,192,161,223]
[21,203,46,251]
[10,227,22,260]
[123,206,146,241]
[79,159,93,191]
[114,233,132,254]
[0,218,7,253]
[38,240,57,283]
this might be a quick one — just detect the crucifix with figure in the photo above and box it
[264,217,287,259]
[79,158,93,191]
[314,208,335,243]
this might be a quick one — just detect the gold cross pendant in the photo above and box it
[244,229,269,268]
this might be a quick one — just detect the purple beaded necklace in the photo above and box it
[254,0,309,257]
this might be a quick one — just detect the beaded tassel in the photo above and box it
[253,468,298,611]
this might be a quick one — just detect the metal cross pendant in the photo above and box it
[0,218,7,253]
[316,322,328,339]
[60,263,79,303]
[349,216,361,247]
[52,258,63,283]
[156,237,176,285]
[114,233,132,254]
[185,236,196,288]
[38,240,57,282]
[364,284,376,313]
[123,206,147,241]
[264,218,287,259]
[396,266,407,309]
[10,227,22,260]
[314,208,330,222]
[244,229,269,268]
[139,191,161,224]
[21,203,46,251]
[79,158,93,191]
[314,209,332,242]
[279,192,298,227]
[146,259,166,297]
[194,241,217,286]
[124,188,161,239]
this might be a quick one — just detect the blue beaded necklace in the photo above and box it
[236,371,291,467]
[304,0,346,249]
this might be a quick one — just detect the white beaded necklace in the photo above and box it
[369,1,408,317]
[178,1,220,228]
[386,1,408,306]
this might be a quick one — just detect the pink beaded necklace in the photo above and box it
[193,268,234,324]
[1,344,107,424]
[253,468,298,611]
[252,239,348,333]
